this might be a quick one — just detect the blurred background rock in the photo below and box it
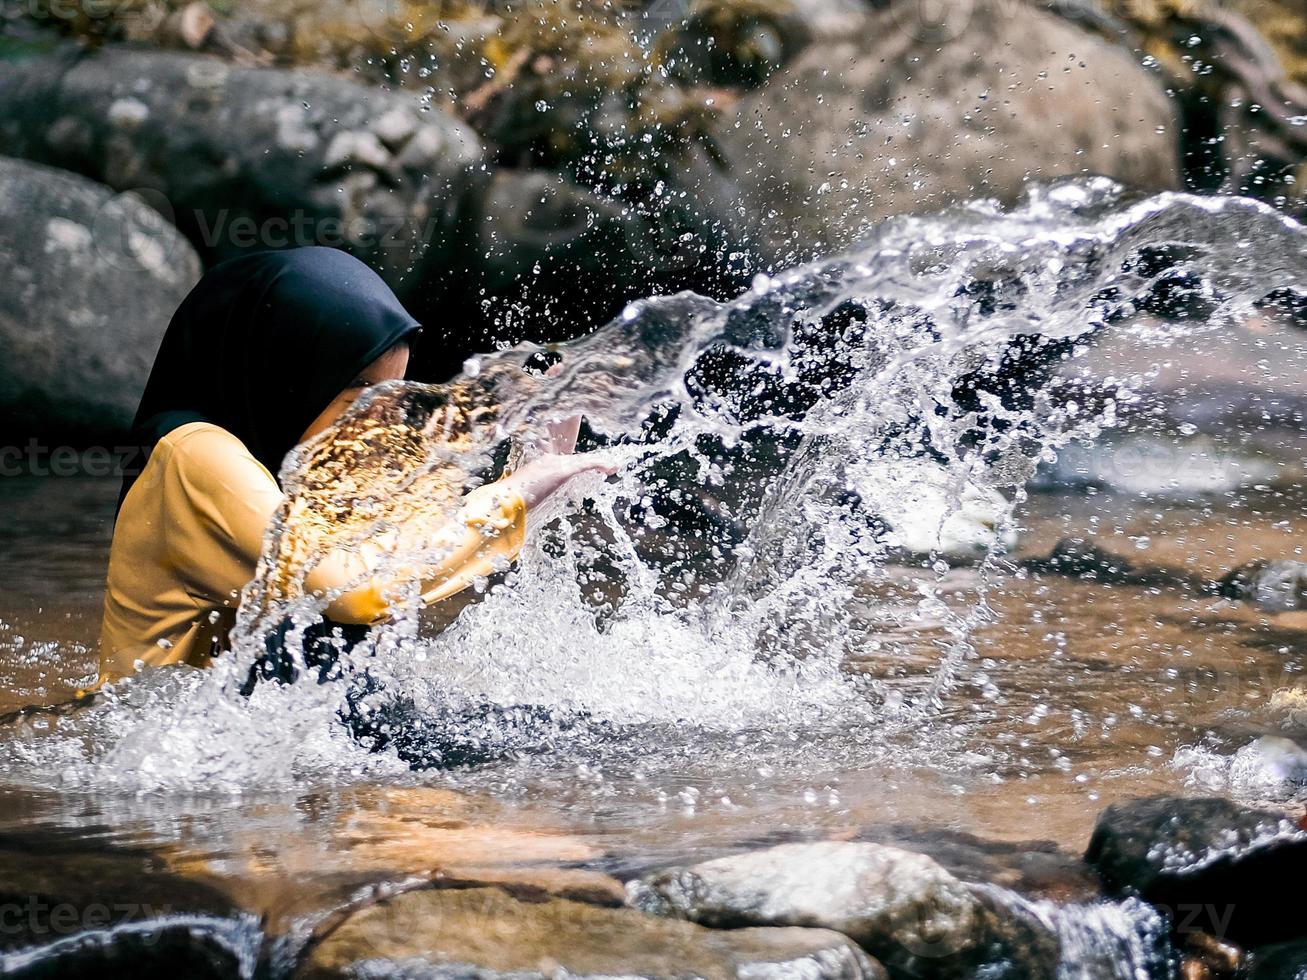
[0,0,1302,436]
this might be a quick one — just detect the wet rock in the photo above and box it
[861,827,1103,904]
[0,828,258,979]
[0,46,482,301]
[1084,795,1307,947]
[1022,538,1204,591]
[0,155,201,439]
[1044,434,1283,499]
[1109,1,1307,218]
[1244,938,1307,979]
[453,168,738,357]
[1219,560,1307,612]
[296,884,884,979]
[699,0,1180,267]
[845,456,1017,561]
[626,841,1059,978]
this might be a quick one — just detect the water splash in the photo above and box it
[3,177,1306,792]
[1003,890,1173,980]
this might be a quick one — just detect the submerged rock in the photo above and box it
[0,156,200,439]
[859,827,1102,905]
[0,828,258,978]
[626,841,1059,978]
[296,884,884,979]
[1179,930,1244,979]
[1219,559,1307,612]
[1085,795,1307,947]
[698,0,1180,267]
[1180,736,1307,800]
[0,46,481,303]
[1022,538,1205,591]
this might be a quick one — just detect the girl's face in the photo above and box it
[299,343,410,444]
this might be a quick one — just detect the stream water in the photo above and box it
[2,178,1306,976]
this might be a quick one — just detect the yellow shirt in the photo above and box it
[99,422,525,684]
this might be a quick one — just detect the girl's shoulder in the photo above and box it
[156,423,277,493]
[159,420,243,452]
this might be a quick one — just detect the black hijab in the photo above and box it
[121,247,420,510]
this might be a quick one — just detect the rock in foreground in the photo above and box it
[296,884,883,979]
[0,827,256,978]
[1085,795,1307,947]
[0,156,201,439]
[626,841,1057,978]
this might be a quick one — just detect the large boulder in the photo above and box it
[626,841,1059,978]
[295,884,885,979]
[694,0,1182,267]
[1085,795,1307,948]
[452,166,745,356]
[0,46,482,304]
[0,156,201,440]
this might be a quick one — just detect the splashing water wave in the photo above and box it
[3,177,1306,792]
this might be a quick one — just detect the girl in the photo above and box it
[100,247,607,695]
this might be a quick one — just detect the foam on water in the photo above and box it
[3,178,1307,795]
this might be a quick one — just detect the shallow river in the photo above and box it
[2,183,1306,974]
[2,455,1305,918]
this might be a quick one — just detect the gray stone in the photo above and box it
[295,885,884,979]
[626,841,1058,978]
[1220,559,1307,612]
[0,46,483,300]
[0,156,201,438]
[696,0,1181,268]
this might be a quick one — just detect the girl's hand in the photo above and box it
[503,452,616,508]
[544,414,582,456]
